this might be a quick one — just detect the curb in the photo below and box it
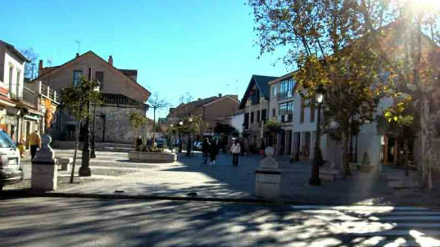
[3,190,439,208]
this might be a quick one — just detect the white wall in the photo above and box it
[231,112,244,134]
[3,51,25,99]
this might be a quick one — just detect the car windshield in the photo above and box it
[0,131,16,148]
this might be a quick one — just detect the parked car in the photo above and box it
[193,141,203,151]
[0,131,23,191]
[155,138,165,148]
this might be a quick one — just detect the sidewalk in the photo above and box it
[8,149,440,206]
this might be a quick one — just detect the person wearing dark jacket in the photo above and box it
[209,139,219,166]
[202,138,210,165]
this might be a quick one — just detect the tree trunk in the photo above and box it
[342,130,352,178]
[70,120,81,183]
[152,107,156,143]
[421,98,434,190]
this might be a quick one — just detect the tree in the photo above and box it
[378,96,417,175]
[148,93,170,140]
[264,120,282,147]
[20,48,39,80]
[214,123,236,136]
[249,0,389,176]
[129,111,151,149]
[60,77,101,183]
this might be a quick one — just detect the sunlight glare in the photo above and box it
[401,0,440,12]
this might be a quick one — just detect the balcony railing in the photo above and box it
[277,91,294,100]
[23,86,37,106]
[39,83,60,104]
[102,93,143,106]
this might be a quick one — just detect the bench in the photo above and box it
[319,169,341,181]
[58,157,73,171]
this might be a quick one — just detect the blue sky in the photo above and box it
[0,0,289,118]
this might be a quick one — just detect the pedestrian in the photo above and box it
[230,139,241,166]
[18,138,26,158]
[209,139,219,166]
[202,138,210,165]
[27,130,41,159]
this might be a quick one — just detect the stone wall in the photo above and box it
[94,105,146,144]
[50,105,147,144]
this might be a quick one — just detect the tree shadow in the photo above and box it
[1,198,437,247]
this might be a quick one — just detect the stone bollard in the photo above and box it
[59,157,73,171]
[31,134,57,191]
[255,147,281,200]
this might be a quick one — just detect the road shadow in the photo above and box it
[0,198,436,246]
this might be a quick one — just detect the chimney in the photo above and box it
[218,93,222,97]
[76,53,79,58]
[38,60,43,76]
[108,55,113,65]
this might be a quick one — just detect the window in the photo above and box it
[95,71,104,89]
[244,113,249,129]
[273,86,277,96]
[251,111,254,123]
[310,102,315,122]
[261,109,267,121]
[16,70,20,97]
[73,70,83,86]
[9,66,13,94]
[300,98,305,123]
[272,108,276,118]
[257,110,260,122]
[250,90,260,105]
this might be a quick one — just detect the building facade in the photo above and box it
[239,75,278,151]
[0,40,59,144]
[31,51,150,144]
[268,73,295,155]
[167,94,240,135]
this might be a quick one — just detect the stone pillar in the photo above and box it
[255,147,281,200]
[32,134,57,191]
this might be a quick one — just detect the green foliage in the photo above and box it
[264,120,282,136]
[129,112,148,128]
[214,123,236,136]
[60,77,101,121]
[172,116,208,135]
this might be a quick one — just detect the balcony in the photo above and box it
[278,113,293,123]
[23,86,38,107]
[40,83,60,104]
[277,91,294,101]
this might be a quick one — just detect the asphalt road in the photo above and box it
[1,197,440,247]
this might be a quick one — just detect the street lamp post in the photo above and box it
[90,83,100,158]
[309,85,325,186]
[186,117,193,157]
[178,120,183,153]
[79,100,91,176]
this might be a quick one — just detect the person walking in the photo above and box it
[209,139,219,166]
[202,138,210,165]
[230,139,241,167]
[27,130,41,159]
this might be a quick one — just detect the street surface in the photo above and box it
[13,149,439,206]
[1,197,440,247]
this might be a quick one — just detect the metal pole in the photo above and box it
[90,103,97,158]
[79,100,91,176]
[309,103,322,186]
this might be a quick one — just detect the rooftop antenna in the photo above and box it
[46,58,53,67]
[75,40,81,54]
[235,79,238,95]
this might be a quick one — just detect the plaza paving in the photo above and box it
[10,149,434,206]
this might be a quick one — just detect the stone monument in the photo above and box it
[31,134,57,191]
[255,147,281,200]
